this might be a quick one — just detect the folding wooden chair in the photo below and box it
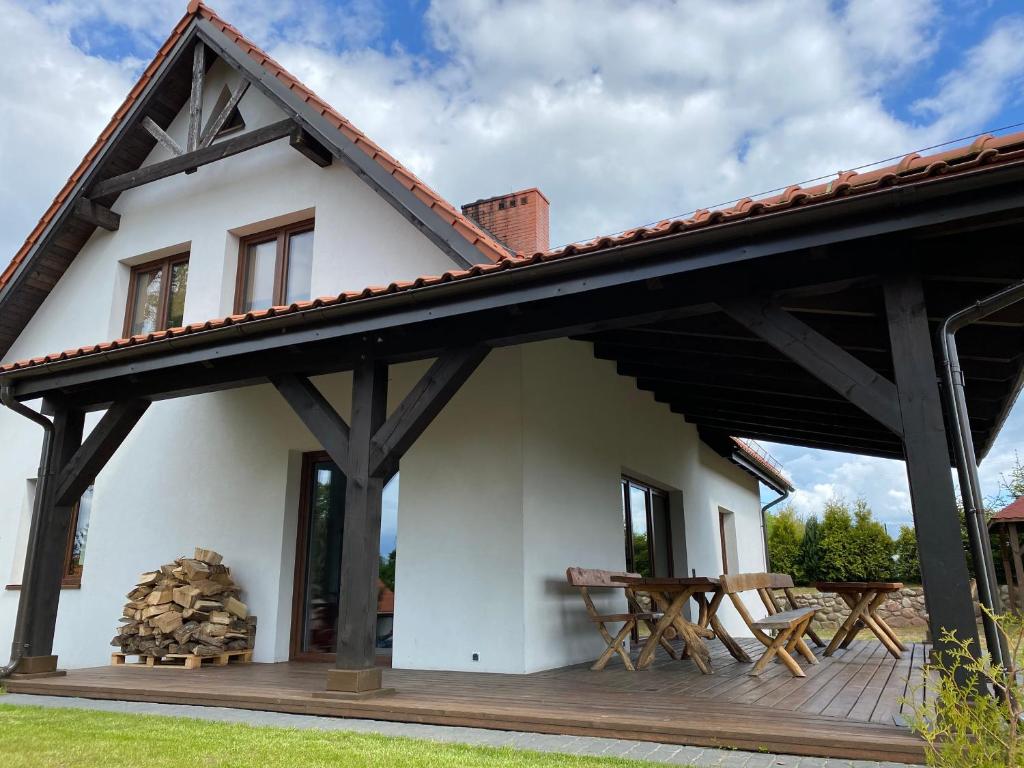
[761,572,825,648]
[719,572,818,677]
[566,567,676,671]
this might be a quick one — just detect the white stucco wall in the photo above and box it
[0,64,768,674]
[0,68,466,668]
[393,338,768,674]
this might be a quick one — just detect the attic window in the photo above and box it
[206,85,245,139]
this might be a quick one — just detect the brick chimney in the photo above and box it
[461,188,550,256]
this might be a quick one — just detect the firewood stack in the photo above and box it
[112,547,256,659]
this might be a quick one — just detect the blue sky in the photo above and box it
[2,0,1023,531]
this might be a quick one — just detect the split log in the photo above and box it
[112,548,256,661]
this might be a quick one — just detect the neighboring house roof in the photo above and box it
[4,127,1024,375]
[0,1,508,361]
[991,496,1024,525]
[731,438,794,494]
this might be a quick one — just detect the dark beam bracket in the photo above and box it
[719,298,904,437]
[54,399,150,508]
[272,373,353,477]
[290,126,332,168]
[369,346,489,479]
[73,199,120,232]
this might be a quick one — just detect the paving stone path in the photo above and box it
[1,693,925,768]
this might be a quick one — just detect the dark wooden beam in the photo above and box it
[369,346,489,479]
[334,360,388,685]
[141,116,183,157]
[884,273,980,666]
[12,402,84,662]
[199,80,250,148]
[272,373,352,477]
[290,126,332,168]
[73,199,120,232]
[90,119,295,198]
[719,298,904,436]
[187,41,205,153]
[54,400,150,507]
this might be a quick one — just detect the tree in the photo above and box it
[819,498,856,582]
[894,525,921,584]
[850,499,895,581]
[379,549,396,592]
[798,515,822,584]
[766,506,804,580]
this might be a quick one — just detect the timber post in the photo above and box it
[883,274,980,666]
[329,360,389,693]
[10,402,83,675]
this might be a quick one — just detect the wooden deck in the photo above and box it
[7,639,930,763]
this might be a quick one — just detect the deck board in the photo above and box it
[6,638,929,763]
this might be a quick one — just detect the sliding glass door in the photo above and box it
[291,452,397,661]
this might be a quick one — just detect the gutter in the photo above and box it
[730,450,792,571]
[0,385,54,678]
[938,278,1024,671]
[760,488,791,572]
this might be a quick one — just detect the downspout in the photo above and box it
[939,279,1024,670]
[761,488,790,572]
[0,384,53,678]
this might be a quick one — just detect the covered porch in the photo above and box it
[6,638,930,763]
[3,130,1024,763]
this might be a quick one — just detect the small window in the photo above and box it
[124,253,189,337]
[63,485,94,586]
[205,85,246,139]
[520,197,528,205]
[498,200,505,210]
[509,198,517,208]
[622,477,673,578]
[235,221,314,313]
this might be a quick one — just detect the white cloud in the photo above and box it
[2,1,1023,527]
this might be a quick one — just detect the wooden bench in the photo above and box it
[720,572,818,677]
[760,572,825,648]
[566,567,677,671]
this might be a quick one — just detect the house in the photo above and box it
[0,1,787,680]
[1,4,1023,760]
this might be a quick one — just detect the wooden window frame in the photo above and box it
[123,252,190,338]
[61,494,90,588]
[6,491,89,591]
[234,219,315,314]
[289,450,390,666]
[621,476,674,577]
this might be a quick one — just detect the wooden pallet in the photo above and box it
[110,649,253,670]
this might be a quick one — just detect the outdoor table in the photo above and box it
[813,581,906,659]
[612,576,751,674]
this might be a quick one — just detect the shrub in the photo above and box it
[818,498,856,581]
[766,506,804,581]
[895,525,921,583]
[799,515,822,584]
[902,610,1023,767]
[850,499,895,581]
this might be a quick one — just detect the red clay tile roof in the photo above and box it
[4,126,1024,377]
[0,1,507,302]
[732,438,794,492]
[991,496,1024,524]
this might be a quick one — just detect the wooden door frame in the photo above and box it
[289,450,391,665]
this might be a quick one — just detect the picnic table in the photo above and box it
[813,581,906,659]
[612,575,751,674]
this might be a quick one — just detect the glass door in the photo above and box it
[291,452,397,661]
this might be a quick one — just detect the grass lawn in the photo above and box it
[0,704,670,768]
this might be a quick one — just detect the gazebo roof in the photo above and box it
[991,496,1024,526]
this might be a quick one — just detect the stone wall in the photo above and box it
[790,583,1008,630]
[791,587,928,629]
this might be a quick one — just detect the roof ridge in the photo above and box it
[0,0,508,300]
